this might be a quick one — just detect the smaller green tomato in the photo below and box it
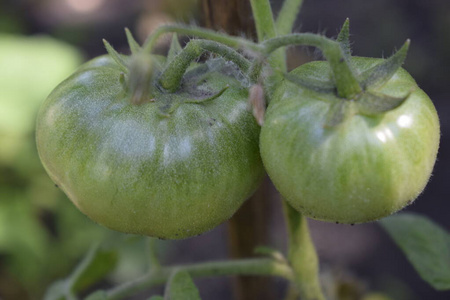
[36,55,264,239]
[260,57,440,224]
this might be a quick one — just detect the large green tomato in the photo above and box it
[36,55,264,239]
[260,57,440,224]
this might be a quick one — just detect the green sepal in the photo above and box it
[360,39,410,89]
[103,39,128,73]
[183,85,229,103]
[356,90,410,116]
[119,72,128,92]
[164,270,201,300]
[125,28,141,55]
[336,18,351,60]
[167,34,183,66]
[325,100,354,127]
[127,53,156,105]
[156,85,228,117]
[284,72,335,93]
[157,98,180,117]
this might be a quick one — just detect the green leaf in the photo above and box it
[0,34,82,166]
[167,34,183,66]
[337,18,351,60]
[125,28,141,55]
[148,296,164,300]
[183,85,229,104]
[360,40,410,89]
[356,90,410,116]
[165,270,201,300]
[380,213,450,290]
[72,246,118,292]
[103,39,128,72]
[44,244,118,299]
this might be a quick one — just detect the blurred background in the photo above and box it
[0,0,449,299]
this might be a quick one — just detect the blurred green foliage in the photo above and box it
[0,34,113,299]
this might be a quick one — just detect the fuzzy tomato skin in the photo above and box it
[260,57,440,224]
[36,56,264,239]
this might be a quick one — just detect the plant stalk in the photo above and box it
[249,0,286,72]
[103,258,294,300]
[275,0,304,36]
[283,200,325,300]
[263,33,362,99]
[159,39,251,91]
[143,24,260,54]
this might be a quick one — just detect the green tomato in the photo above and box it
[260,57,440,224]
[36,55,264,239]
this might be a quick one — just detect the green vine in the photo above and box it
[101,258,294,300]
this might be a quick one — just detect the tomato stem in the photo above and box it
[262,33,362,99]
[146,238,161,270]
[143,24,261,54]
[275,0,304,37]
[159,39,251,92]
[283,200,325,300]
[249,0,287,75]
[99,258,294,300]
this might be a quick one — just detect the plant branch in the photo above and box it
[159,39,251,92]
[275,0,304,36]
[103,258,294,300]
[146,238,161,270]
[283,200,325,300]
[143,24,260,54]
[250,0,287,72]
[249,0,277,42]
[262,33,362,99]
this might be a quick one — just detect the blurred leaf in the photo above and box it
[161,0,200,22]
[0,34,82,166]
[43,280,70,300]
[85,290,108,300]
[362,293,393,300]
[43,244,118,300]
[380,213,450,290]
[149,296,164,300]
[165,270,201,300]
[110,236,151,282]
[0,190,49,286]
[72,246,118,292]
[0,11,26,34]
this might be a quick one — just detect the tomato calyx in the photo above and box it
[103,30,246,117]
[284,20,412,127]
[104,32,160,106]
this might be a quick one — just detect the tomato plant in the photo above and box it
[260,56,440,224]
[32,0,450,299]
[36,46,264,239]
